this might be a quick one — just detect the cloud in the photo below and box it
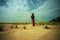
[27,0,47,10]
[0,0,8,6]
[0,0,47,10]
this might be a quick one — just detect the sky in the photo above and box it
[0,0,60,23]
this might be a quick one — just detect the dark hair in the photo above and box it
[32,13,34,16]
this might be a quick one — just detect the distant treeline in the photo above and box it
[50,16,60,22]
[0,23,31,25]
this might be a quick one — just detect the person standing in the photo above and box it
[31,13,35,26]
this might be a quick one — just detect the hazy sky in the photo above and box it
[0,0,60,23]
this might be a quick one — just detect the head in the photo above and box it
[32,13,34,16]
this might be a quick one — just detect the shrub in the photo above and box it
[45,26,49,29]
[0,26,4,31]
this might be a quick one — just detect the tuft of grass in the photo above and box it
[45,26,49,29]
[0,26,4,31]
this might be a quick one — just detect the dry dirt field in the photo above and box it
[0,24,60,40]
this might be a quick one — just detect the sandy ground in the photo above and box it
[0,24,60,40]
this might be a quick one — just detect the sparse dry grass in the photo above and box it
[0,23,60,40]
